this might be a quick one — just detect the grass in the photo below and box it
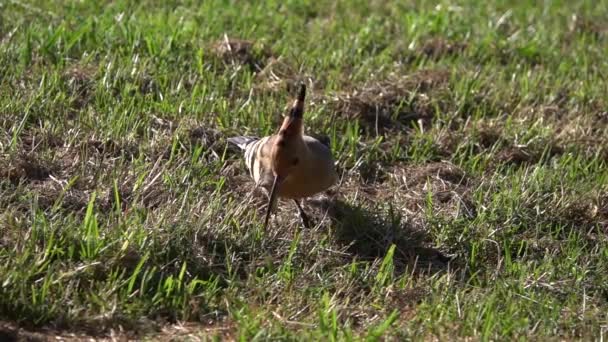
[1,0,608,340]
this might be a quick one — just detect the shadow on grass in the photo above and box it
[323,199,454,275]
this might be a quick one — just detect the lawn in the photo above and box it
[1,0,607,340]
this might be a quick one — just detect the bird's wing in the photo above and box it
[229,135,275,185]
[307,133,331,148]
[227,136,259,150]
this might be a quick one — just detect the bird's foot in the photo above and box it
[299,210,313,229]
[293,200,313,229]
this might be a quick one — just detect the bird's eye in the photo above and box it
[292,158,299,165]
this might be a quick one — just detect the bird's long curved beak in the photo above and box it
[263,174,283,231]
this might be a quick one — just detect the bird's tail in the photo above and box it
[227,136,259,150]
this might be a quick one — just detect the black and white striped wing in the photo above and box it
[228,135,273,186]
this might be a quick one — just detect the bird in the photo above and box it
[228,84,338,230]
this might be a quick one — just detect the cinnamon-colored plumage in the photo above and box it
[228,84,337,229]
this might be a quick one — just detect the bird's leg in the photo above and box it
[293,200,312,229]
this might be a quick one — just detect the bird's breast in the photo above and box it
[277,141,337,199]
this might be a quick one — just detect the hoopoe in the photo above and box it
[228,84,338,230]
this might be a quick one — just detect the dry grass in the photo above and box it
[212,36,273,73]
[323,70,450,135]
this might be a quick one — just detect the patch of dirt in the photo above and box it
[343,137,407,185]
[596,195,608,230]
[161,119,225,161]
[20,130,64,153]
[212,36,272,73]
[221,164,258,196]
[357,161,389,184]
[185,124,222,149]
[495,146,534,165]
[434,130,463,157]
[0,322,45,342]
[516,104,570,122]
[434,117,510,158]
[80,138,139,160]
[568,14,608,40]
[325,69,450,135]
[144,115,217,162]
[489,97,608,165]
[494,140,563,167]
[418,37,467,60]
[441,119,567,168]
[508,191,608,265]
[561,193,608,229]
[102,67,161,100]
[129,181,172,210]
[62,63,97,111]
[550,103,608,162]
[254,57,319,95]
[32,181,103,213]
[473,122,504,149]
[0,154,57,184]
[391,161,469,188]
[0,320,235,342]
[137,74,160,96]
[106,168,174,212]
[150,114,178,133]
[1,131,178,215]
[111,72,160,99]
[147,117,223,153]
[388,286,428,310]
[387,161,476,220]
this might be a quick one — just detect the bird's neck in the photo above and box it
[275,116,310,160]
[278,116,303,137]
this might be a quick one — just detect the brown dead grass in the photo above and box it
[81,138,139,159]
[182,120,223,150]
[568,14,608,39]
[560,192,608,230]
[495,142,564,167]
[419,37,467,60]
[508,190,608,267]
[34,181,102,212]
[387,161,476,220]
[62,63,97,112]
[0,153,57,183]
[437,118,568,168]
[387,286,427,318]
[212,36,272,73]
[356,160,389,185]
[514,100,608,163]
[0,320,235,342]
[20,131,64,153]
[1,113,238,218]
[434,121,503,160]
[254,63,450,135]
[254,57,320,95]
[325,69,450,134]
[1,131,176,215]
[394,37,467,64]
